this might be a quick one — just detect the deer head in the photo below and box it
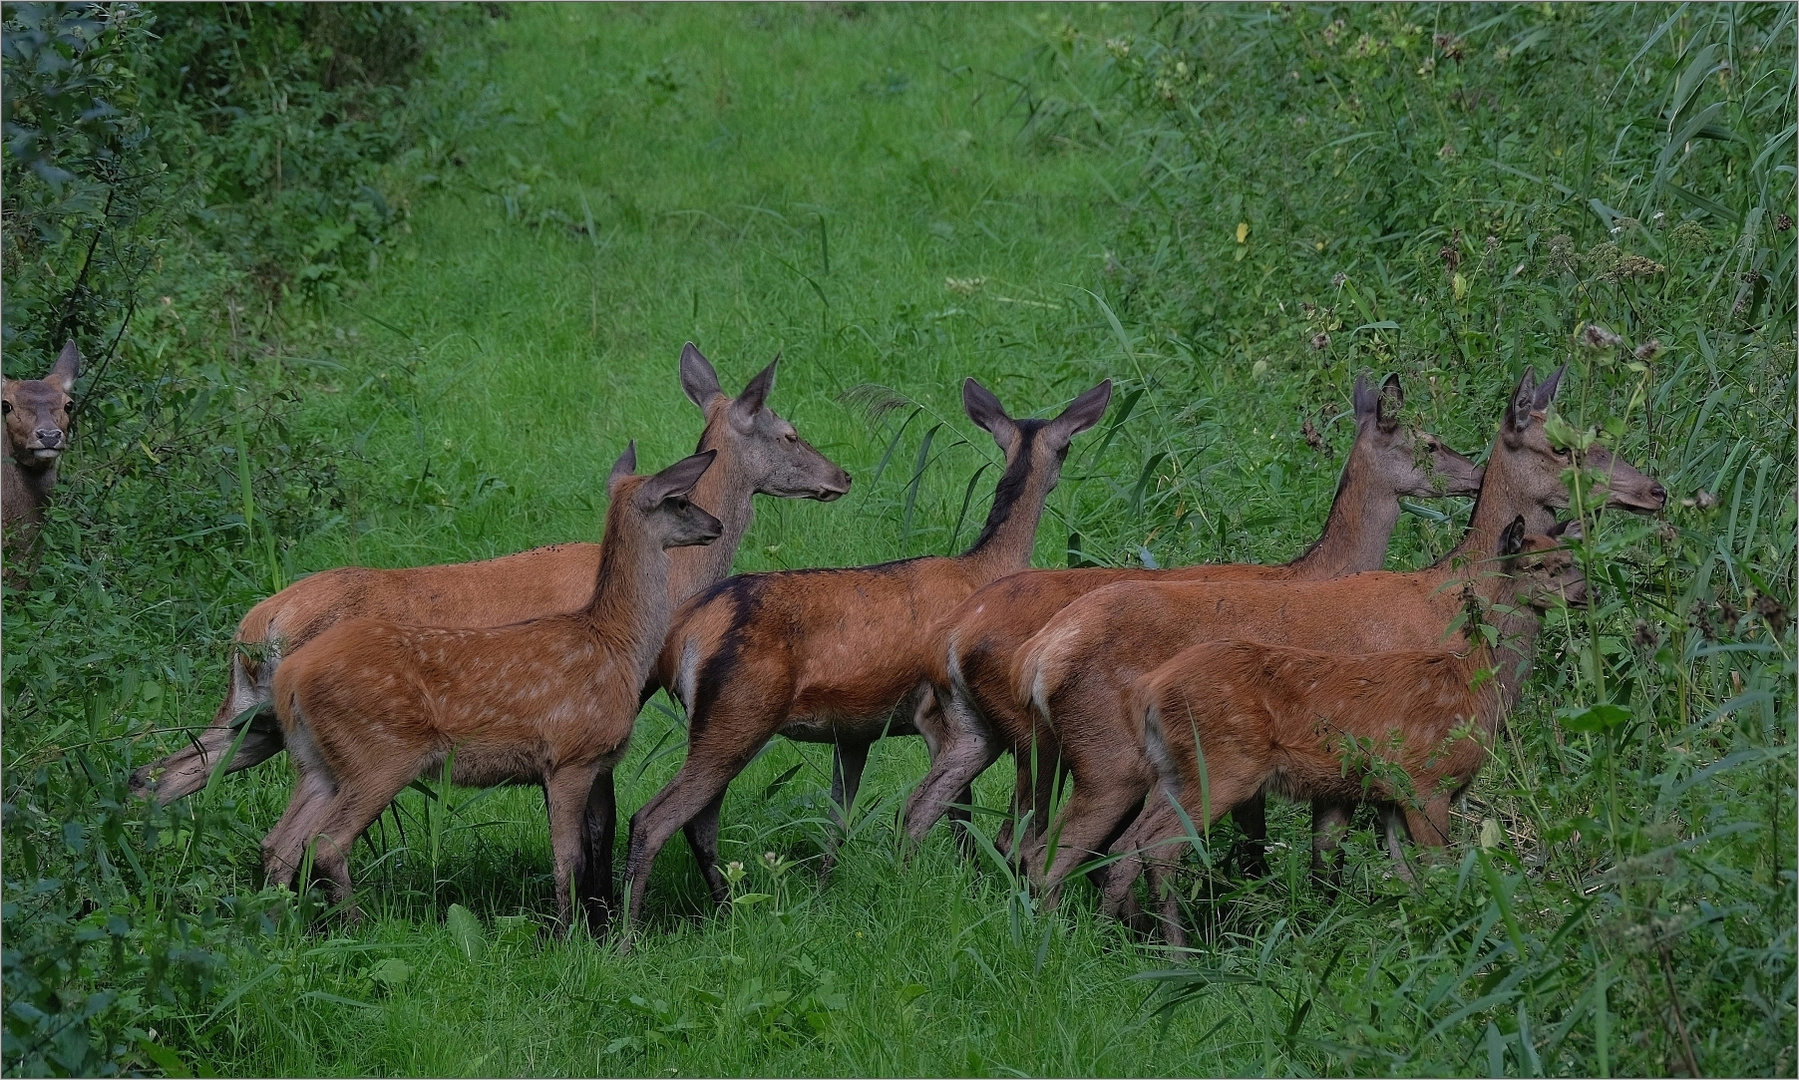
[680,343,851,502]
[1350,372,1484,497]
[1498,515,1589,610]
[608,443,725,549]
[1499,366,1666,516]
[964,377,1112,481]
[3,341,78,470]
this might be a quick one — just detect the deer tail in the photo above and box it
[1013,619,1081,729]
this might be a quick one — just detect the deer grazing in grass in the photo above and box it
[902,374,1485,864]
[1126,518,1587,946]
[1011,366,1666,903]
[620,377,1112,937]
[262,445,721,930]
[132,344,850,804]
[3,341,80,567]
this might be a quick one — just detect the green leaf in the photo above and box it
[446,903,486,960]
[1558,704,1631,733]
[138,1040,193,1079]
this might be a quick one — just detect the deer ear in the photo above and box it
[1047,379,1113,445]
[1533,364,1566,411]
[1506,368,1539,433]
[1376,373,1403,433]
[47,340,79,394]
[730,357,777,430]
[1352,372,1377,421]
[643,449,717,504]
[679,343,722,409]
[963,378,1019,450]
[1549,517,1584,541]
[608,441,638,498]
[1498,514,1527,557]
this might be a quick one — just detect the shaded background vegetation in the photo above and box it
[3,3,1792,1076]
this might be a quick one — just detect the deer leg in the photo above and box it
[1381,806,1415,882]
[1032,750,1067,848]
[580,770,617,919]
[902,688,1001,845]
[1101,800,1171,921]
[545,765,605,934]
[828,738,871,830]
[1387,797,1452,881]
[622,718,770,937]
[303,769,413,923]
[1310,798,1354,885]
[819,738,871,880]
[262,771,335,888]
[1003,741,1060,857]
[1032,766,1154,905]
[1403,798,1453,848]
[994,754,1029,857]
[1229,788,1269,878]
[682,789,731,904]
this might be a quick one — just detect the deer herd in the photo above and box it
[10,335,1666,948]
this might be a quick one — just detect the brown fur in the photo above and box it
[3,341,79,571]
[262,446,722,930]
[1123,525,1585,945]
[620,378,1113,936]
[1012,367,1665,899]
[132,343,850,803]
[901,373,1485,857]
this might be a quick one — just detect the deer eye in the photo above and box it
[1,401,10,415]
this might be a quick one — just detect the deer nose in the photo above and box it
[1649,481,1667,506]
[34,428,62,447]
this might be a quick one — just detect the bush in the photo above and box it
[1074,5,1795,1074]
[2,4,471,1074]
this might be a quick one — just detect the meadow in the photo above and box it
[3,4,1793,1076]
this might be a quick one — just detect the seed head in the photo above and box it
[1580,323,1623,349]
[1310,332,1330,350]
[1753,593,1790,638]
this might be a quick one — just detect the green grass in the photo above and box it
[9,4,1793,1076]
[207,7,1250,1074]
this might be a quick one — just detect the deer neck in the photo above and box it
[962,438,1054,578]
[667,404,753,604]
[3,456,54,523]
[1443,435,1558,567]
[1285,445,1400,577]
[585,506,676,684]
[1475,591,1549,733]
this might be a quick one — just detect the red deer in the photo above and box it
[620,377,1113,937]
[132,343,850,804]
[262,445,722,931]
[1012,366,1664,901]
[3,340,80,566]
[902,374,1484,861]
[1124,519,1586,945]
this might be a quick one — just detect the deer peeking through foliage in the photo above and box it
[3,340,80,570]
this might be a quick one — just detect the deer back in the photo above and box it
[659,378,1110,733]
